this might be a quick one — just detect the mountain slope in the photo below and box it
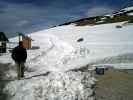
[0,6,133,100]
[59,6,133,26]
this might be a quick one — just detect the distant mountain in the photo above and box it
[58,6,133,26]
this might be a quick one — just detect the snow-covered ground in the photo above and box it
[0,20,133,100]
[4,71,95,100]
[29,21,133,70]
[1,21,133,71]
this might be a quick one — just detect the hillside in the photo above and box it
[0,6,133,100]
[59,6,133,26]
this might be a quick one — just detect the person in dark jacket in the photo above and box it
[12,41,27,79]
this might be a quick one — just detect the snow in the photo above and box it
[0,22,133,70]
[4,71,96,100]
[0,20,133,100]
[0,41,2,46]
[128,12,133,16]
[0,21,133,74]
[122,6,133,12]
[26,21,133,71]
[38,22,133,67]
[104,14,114,18]
[96,20,104,24]
[0,24,96,100]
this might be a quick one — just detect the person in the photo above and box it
[11,41,27,79]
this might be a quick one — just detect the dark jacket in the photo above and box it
[12,45,27,63]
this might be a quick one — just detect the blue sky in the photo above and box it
[0,0,133,37]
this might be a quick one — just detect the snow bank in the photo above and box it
[4,71,95,100]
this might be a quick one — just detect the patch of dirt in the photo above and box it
[95,68,133,100]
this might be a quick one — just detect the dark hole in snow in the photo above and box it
[116,25,122,28]
[77,38,84,42]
